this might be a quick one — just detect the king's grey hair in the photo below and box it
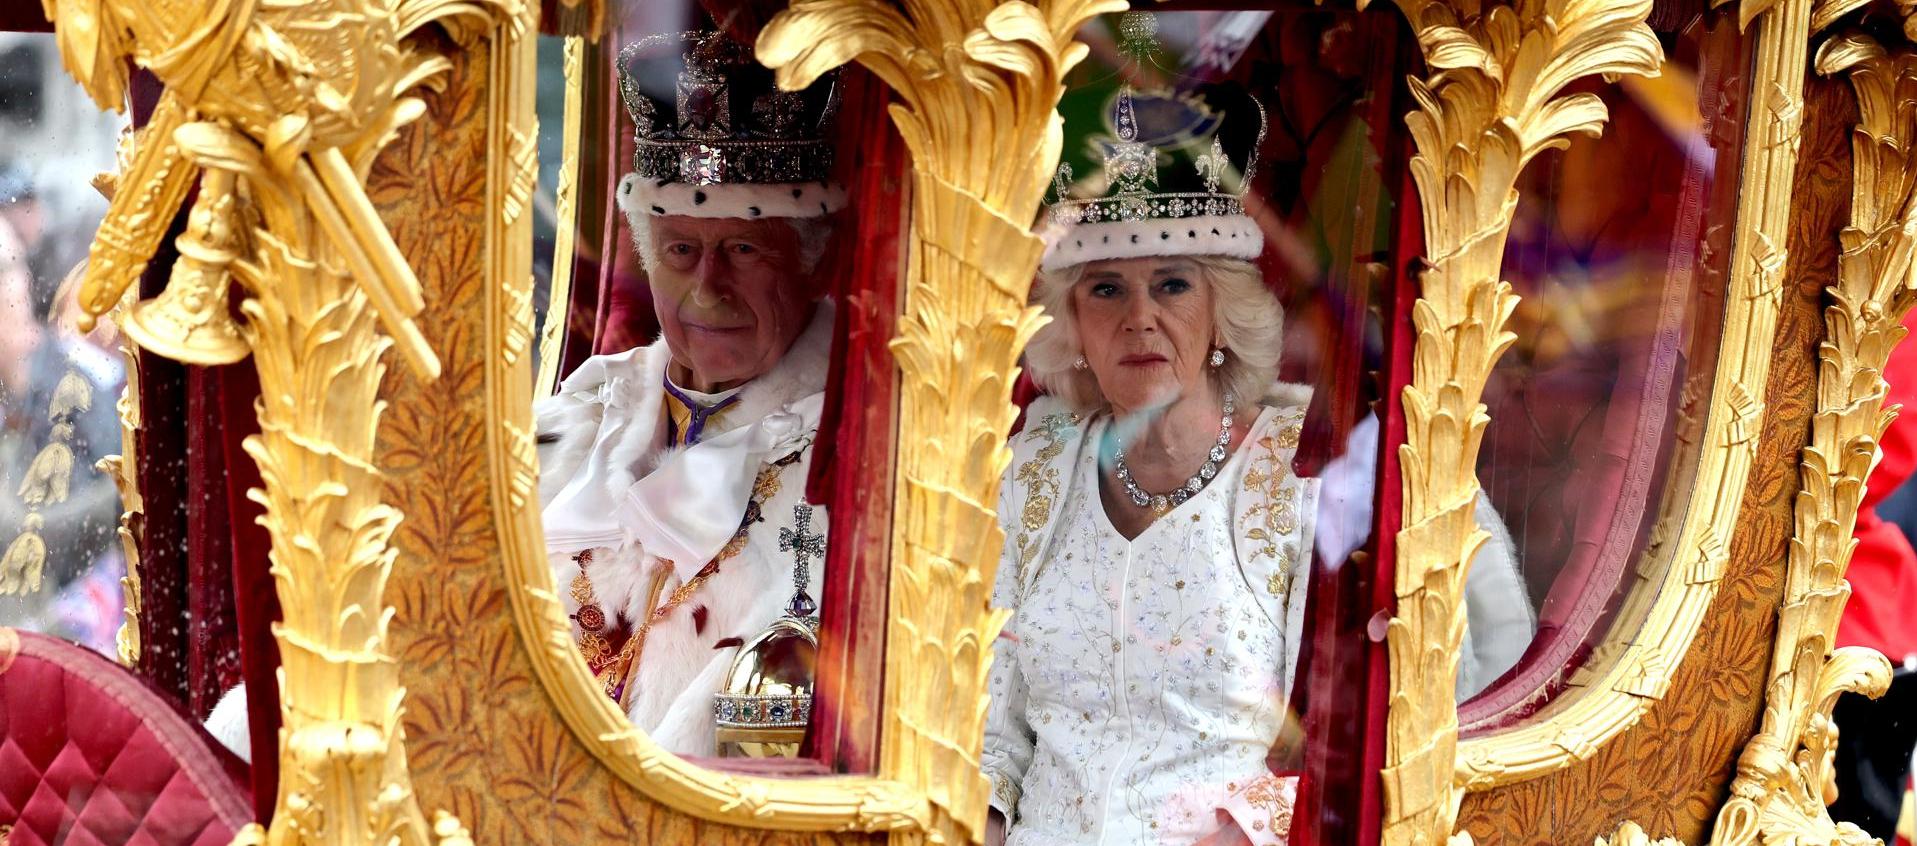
[1025,255,1284,412]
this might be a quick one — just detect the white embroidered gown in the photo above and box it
[986,403,1313,846]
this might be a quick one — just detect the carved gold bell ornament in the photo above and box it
[712,614,818,758]
[121,169,250,365]
[46,1,442,379]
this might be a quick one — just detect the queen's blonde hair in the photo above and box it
[1025,255,1284,412]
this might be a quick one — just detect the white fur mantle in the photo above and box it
[533,303,834,755]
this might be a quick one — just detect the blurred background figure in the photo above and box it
[1831,310,1917,843]
[0,164,49,298]
[0,200,125,653]
[0,31,134,655]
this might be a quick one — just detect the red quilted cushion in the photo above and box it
[0,629,251,846]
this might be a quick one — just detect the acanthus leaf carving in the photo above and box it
[758,1,1121,842]
[1377,0,1661,842]
[1707,30,1915,846]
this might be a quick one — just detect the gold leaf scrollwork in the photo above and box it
[535,34,586,396]
[100,283,146,669]
[1704,28,1916,846]
[40,1,531,844]
[1369,0,1661,842]
[758,0,1122,841]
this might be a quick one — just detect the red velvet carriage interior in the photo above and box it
[0,629,252,846]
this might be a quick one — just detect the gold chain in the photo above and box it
[574,461,790,708]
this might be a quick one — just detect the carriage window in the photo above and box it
[1461,10,1748,729]
[531,0,903,768]
[991,9,1423,843]
[0,33,134,658]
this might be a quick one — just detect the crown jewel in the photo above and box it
[619,31,839,188]
[1047,13,1265,230]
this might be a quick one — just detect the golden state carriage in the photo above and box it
[0,0,1913,844]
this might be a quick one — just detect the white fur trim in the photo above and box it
[1263,380,1313,409]
[205,683,252,763]
[533,303,837,755]
[617,172,847,221]
[1458,494,1535,698]
[1040,214,1263,271]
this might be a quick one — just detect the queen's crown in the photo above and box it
[1048,84,1266,228]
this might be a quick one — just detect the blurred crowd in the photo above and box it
[0,160,129,656]
[1831,313,1917,845]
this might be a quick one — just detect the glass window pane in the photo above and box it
[997,10,1410,842]
[532,1,903,769]
[1462,11,1747,728]
[0,32,134,657]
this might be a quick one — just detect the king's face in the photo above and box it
[647,215,820,393]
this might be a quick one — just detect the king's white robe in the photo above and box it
[535,304,833,757]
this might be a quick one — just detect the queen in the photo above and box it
[982,65,1533,843]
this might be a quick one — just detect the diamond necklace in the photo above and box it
[1112,392,1236,515]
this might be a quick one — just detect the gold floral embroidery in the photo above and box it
[1277,422,1301,450]
[1241,775,1296,842]
[1240,409,1307,606]
[1240,435,1296,563]
[1013,413,1077,572]
[993,772,1019,809]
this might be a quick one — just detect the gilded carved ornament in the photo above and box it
[534,34,585,396]
[39,1,532,845]
[1362,0,1661,842]
[1600,821,1692,846]
[1700,26,1917,846]
[757,0,1126,839]
[0,371,92,597]
[1448,0,1818,813]
[89,143,148,670]
[100,284,146,671]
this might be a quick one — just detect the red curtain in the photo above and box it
[124,71,279,823]
[799,66,905,772]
